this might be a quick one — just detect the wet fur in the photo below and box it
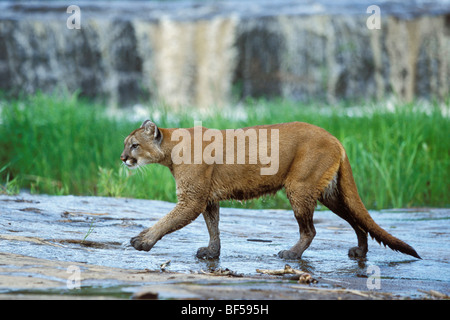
[121,120,421,260]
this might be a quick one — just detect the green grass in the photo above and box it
[0,92,448,210]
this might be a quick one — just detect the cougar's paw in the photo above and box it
[130,236,155,252]
[196,247,220,260]
[348,246,367,259]
[278,250,302,260]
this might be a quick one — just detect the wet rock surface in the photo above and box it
[0,193,449,299]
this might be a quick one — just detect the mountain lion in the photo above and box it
[121,120,420,260]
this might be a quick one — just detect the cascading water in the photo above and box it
[0,1,448,107]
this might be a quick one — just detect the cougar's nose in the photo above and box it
[120,154,127,162]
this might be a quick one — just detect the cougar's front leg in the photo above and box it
[196,202,220,259]
[130,201,204,252]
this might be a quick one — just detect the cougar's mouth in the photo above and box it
[123,158,138,168]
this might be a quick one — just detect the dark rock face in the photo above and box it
[0,1,448,107]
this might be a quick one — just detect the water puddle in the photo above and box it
[0,193,449,298]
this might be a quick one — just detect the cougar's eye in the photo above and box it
[131,143,139,150]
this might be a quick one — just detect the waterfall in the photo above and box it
[0,1,448,107]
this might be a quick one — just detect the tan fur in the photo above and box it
[121,120,421,260]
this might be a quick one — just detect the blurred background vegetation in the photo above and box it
[0,91,448,209]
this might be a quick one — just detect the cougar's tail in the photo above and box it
[337,153,421,259]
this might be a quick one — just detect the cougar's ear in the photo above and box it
[141,120,162,143]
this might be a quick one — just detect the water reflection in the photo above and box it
[1,194,449,296]
[196,257,221,272]
[289,259,315,274]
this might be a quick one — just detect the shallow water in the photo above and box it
[0,193,449,297]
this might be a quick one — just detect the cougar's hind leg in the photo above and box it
[196,202,221,259]
[319,193,368,258]
[278,186,317,260]
[278,150,340,260]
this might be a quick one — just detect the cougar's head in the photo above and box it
[121,120,164,169]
